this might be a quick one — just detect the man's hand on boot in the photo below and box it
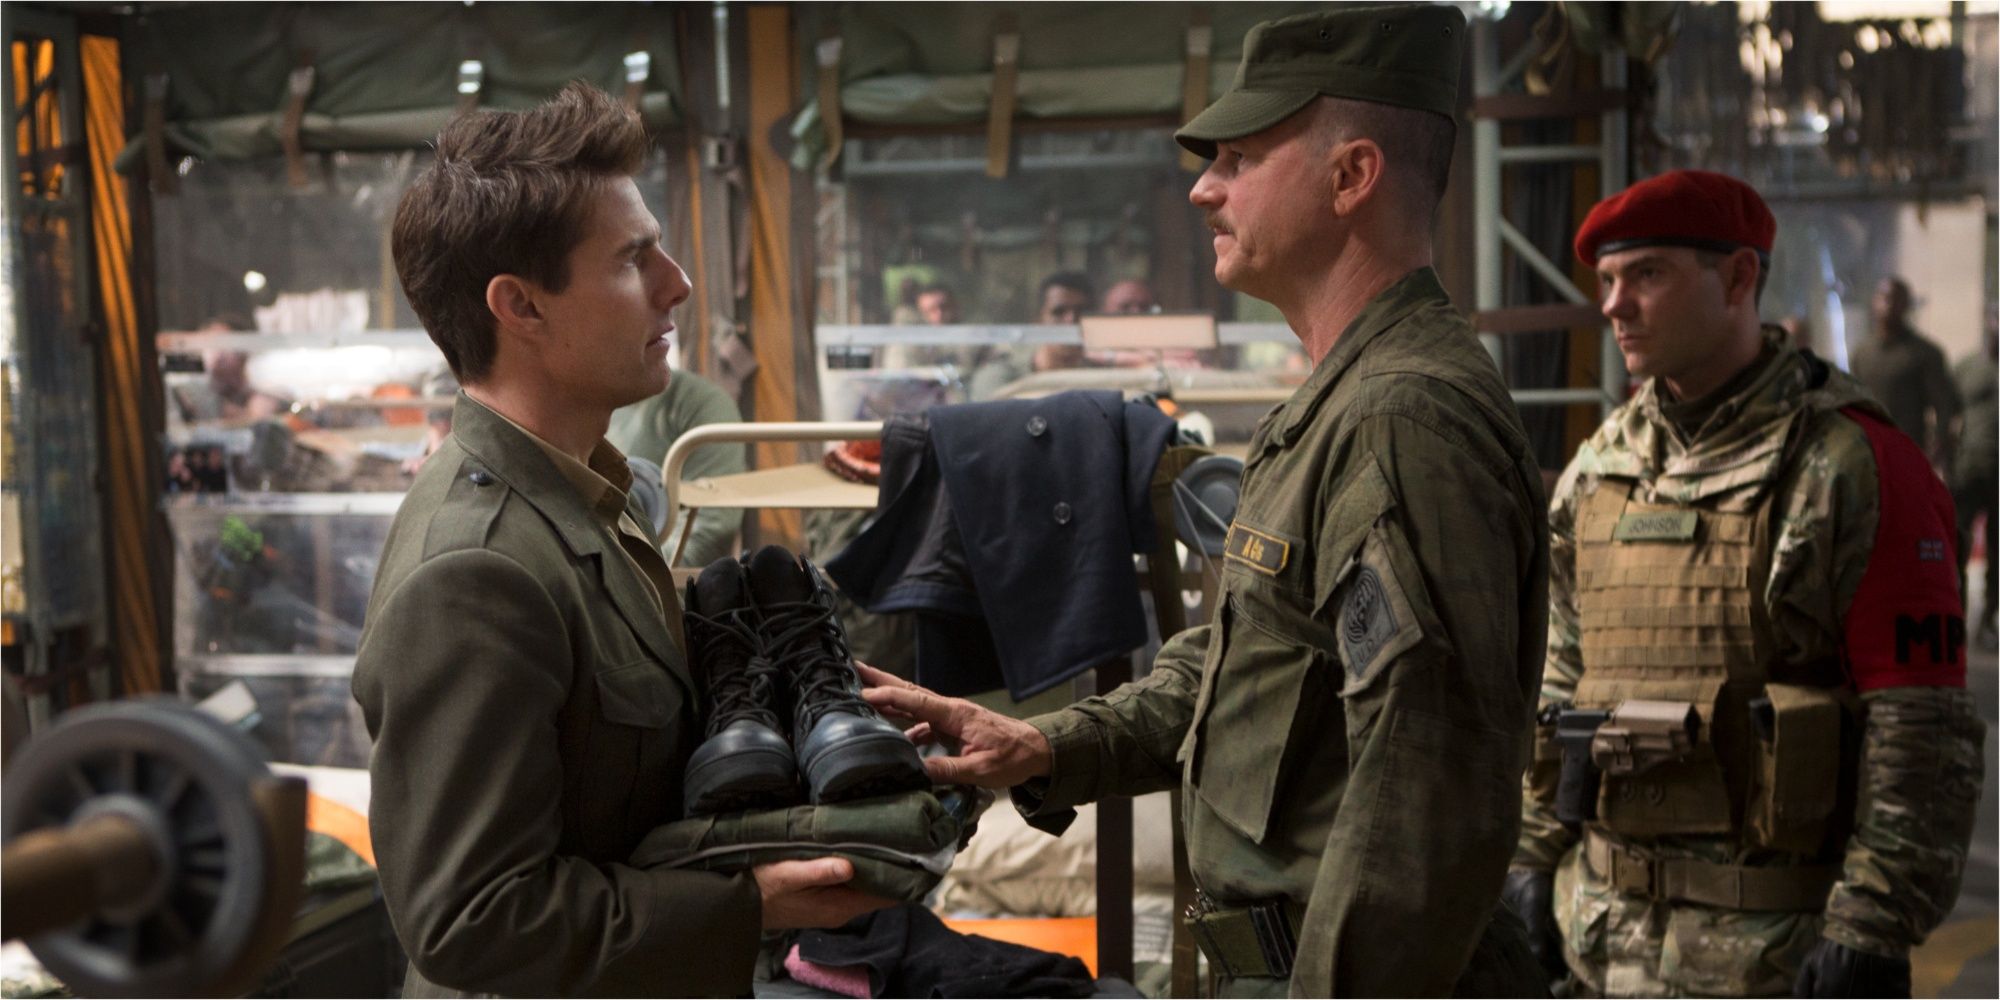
[753,858,894,930]
[1500,868,1567,983]
[1794,938,1910,998]
[856,665,1053,788]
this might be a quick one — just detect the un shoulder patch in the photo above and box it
[1332,524,1429,698]
[1340,567,1398,684]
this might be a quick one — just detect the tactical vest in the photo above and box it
[1571,447,1857,857]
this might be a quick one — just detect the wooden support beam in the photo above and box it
[746,5,805,546]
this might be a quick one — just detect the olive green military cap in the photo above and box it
[1176,3,1467,159]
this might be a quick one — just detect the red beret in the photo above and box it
[1574,170,1775,266]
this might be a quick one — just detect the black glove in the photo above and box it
[1794,938,1910,998]
[1500,868,1566,982]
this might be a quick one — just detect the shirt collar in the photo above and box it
[487,408,634,528]
[1272,267,1446,444]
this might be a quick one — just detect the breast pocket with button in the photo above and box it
[581,657,686,842]
[1184,518,1334,846]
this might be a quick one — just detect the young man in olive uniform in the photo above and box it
[863,7,1551,996]
[353,84,883,997]
[1503,170,1984,997]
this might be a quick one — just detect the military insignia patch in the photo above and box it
[1225,523,1289,575]
[1340,566,1397,682]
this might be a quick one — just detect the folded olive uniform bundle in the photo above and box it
[633,787,981,903]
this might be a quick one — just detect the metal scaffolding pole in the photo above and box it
[1471,12,1632,422]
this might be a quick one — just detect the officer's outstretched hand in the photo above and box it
[753,858,894,930]
[857,665,1053,788]
[1793,938,1910,998]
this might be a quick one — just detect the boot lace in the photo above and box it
[685,607,783,737]
[759,592,865,729]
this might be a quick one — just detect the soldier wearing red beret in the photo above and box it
[1502,169,1985,997]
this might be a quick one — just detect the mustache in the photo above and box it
[1204,212,1231,234]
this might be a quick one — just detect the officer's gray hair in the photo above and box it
[1307,96,1457,221]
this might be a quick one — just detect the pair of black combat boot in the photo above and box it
[681,545,929,816]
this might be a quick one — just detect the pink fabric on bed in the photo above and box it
[784,942,873,999]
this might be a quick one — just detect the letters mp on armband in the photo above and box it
[1841,406,1967,691]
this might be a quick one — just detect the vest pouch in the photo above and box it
[1595,752,1736,837]
[1589,699,1734,838]
[1743,683,1843,854]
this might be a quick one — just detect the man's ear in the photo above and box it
[485,274,543,339]
[1722,247,1760,309]
[1328,137,1385,216]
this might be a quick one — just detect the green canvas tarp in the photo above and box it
[786,2,1323,166]
[116,2,684,170]
[115,1,1352,170]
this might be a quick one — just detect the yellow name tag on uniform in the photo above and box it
[1613,510,1698,542]
[1225,523,1289,575]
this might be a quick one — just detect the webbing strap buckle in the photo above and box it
[1608,841,1660,898]
[1246,900,1297,979]
[1183,897,1236,980]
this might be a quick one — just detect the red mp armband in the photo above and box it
[1841,407,1966,691]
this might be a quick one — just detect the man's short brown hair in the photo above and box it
[1695,247,1770,307]
[392,82,649,382]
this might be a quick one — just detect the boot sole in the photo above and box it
[684,747,801,816]
[803,732,929,805]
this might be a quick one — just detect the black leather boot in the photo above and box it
[681,555,801,815]
[743,545,928,804]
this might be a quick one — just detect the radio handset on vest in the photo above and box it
[1590,700,1702,775]
[1548,704,1611,828]
[1548,700,1702,829]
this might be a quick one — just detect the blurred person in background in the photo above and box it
[966,271,1098,399]
[1102,278,1157,315]
[1850,276,1960,467]
[916,284,961,325]
[173,314,291,425]
[1953,314,1998,649]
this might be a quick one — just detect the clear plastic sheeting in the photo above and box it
[148,147,686,767]
[150,152,424,332]
[1647,6,1996,374]
[115,3,684,167]
[180,670,373,769]
[169,505,389,659]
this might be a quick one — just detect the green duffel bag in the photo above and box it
[631,788,984,903]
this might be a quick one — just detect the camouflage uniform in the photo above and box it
[1019,269,1551,997]
[1515,330,1986,997]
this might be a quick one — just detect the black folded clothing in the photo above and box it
[796,903,1096,999]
